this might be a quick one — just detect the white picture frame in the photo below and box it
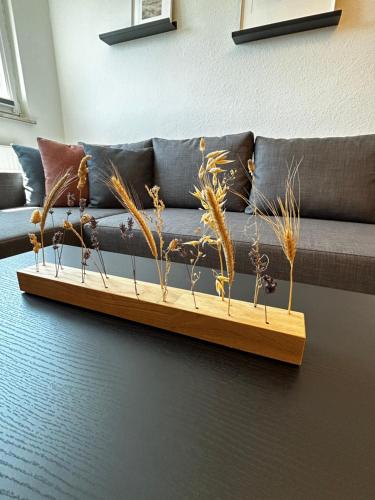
[133,0,172,26]
[240,0,336,30]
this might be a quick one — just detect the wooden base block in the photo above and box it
[17,264,306,365]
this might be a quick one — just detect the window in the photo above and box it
[0,0,20,115]
[0,144,20,172]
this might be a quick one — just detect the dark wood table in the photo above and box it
[1,246,375,500]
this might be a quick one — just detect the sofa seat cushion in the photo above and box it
[152,132,254,211]
[249,134,375,223]
[0,207,126,259]
[87,208,375,294]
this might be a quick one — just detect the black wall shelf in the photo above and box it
[99,18,177,46]
[232,10,342,45]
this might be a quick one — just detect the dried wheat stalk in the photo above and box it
[77,155,91,191]
[39,170,76,265]
[108,173,158,259]
[256,161,301,314]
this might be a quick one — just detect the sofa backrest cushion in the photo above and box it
[81,144,154,208]
[248,135,375,223]
[0,172,25,209]
[152,132,254,211]
[11,144,45,206]
[79,139,152,150]
[38,137,87,207]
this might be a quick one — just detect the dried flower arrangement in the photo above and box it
[120,216,139,297]
[88,216,108,280]
[191,138,236,315]
[27,156,108,288]
[178,234,204,309]
[251,161,301,314]
[63,218,107,288]
[145,185,169,301]
[52,230,63,277]
[107,170,162,298]
[262,274,277,324]
[19,143,306,365]
[109,173,185,302]
[30,170,76,266]
[28,233,41,271]
[77,155,91,282]
[246,159,269,307]
[233,156,300,315]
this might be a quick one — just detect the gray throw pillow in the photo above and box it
[248,135,375,223]
[152,132,254,211]
[11,144,45,206]
[82,144,154,209]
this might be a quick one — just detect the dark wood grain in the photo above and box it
[1,247,375,499]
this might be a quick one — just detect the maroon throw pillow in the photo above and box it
[37,137,88,206]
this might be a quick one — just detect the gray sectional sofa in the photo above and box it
[0,173,125,258]
[1,134,374,296]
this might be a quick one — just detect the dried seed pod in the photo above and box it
[30,209,42,224]
[80,213,92,225]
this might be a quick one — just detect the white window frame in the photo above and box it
[0,0,20,116]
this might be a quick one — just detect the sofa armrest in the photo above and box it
[0,172,25,209]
